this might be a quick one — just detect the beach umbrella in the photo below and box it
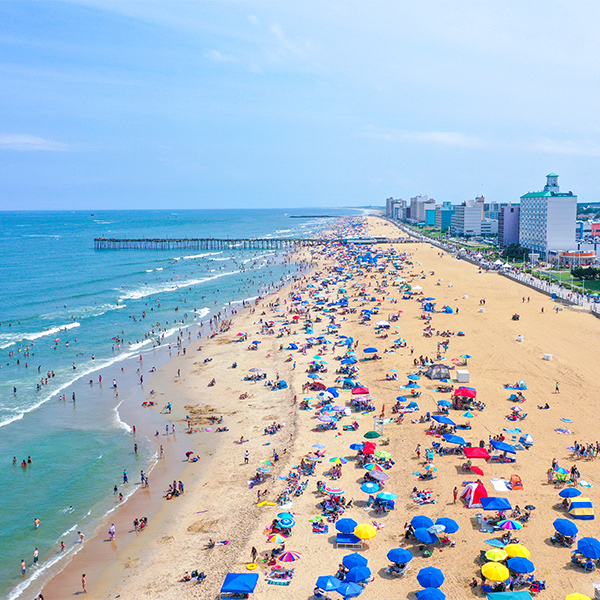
[342,553,368,569]
[353,387,370,395]
[485,548,508,561]
[406,383,421,389]
[279,551,301,562]
[490,440,516,454]
[349,443,364,451]
[318,415,333,423]
[354,524,377,540]
[268,534,287,543]
[249,367,264,372]
[507,557,535,573]
[325,486,345,495]
[577,538,600,559]
[387,548,413,564]
[427,524,446,534]
[364,463,385,472]
[443,434,466,446]
[471,466,485,476]
[416,589,446,600]
[504,544,531,558]
[345,566,372,582]
[461,354,472,359]
[313,443,326,449]
[396,396,408,402]
[360,482,379,494]
[369,471,389,482]
[498,519,523,530]
[329,457,348,464]
[437,400,451,407]
[407,374,421,380]
[315,575,342,592]
[417,566,445,588]
[463,447,490,460]
[555,467,569,474]
[481,562,510,581]
[377,491,397,501]
[278,512,294,519]
[412,515,434,529]
[308,373,320,379]
[336,581,363,598]
[363,431,380,439]
[250,341,261,345]
[362,443,376,455]
[435,518,459,534]
[432,415,455,426]
[326,387,340,397]
[375,450,392,458]
[424,463,438,473]
[553,519,578,537]
[414,528,438,544]
[559,488,582,498]
[279,518,296,528]
[335,518,358,533]
[363,347,378,353]
[565,595,592,600]
[461,411,475,418]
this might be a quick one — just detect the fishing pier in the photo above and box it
[94,237,414,250]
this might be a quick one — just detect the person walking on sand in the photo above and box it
[108,523,116,540]
[82,573,87,593]
[251,546,257,563]
[555,381,560,394]
[415,444,421,460]
[453,487,458,504]
[244,450,249,464]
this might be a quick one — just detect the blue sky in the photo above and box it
[1,1,600,210]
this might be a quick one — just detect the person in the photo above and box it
[60,541,65,552]
[78,531,85,543]
[415,444,421,460]
[159,445,164,458]
[244,450,249,464]
[453,486,458,504]
[21,559,26,577]
[33,547,39,567]
[109,523,116,540]
[470,577,478,588]
[251,546,257,562]
[555,381,560,393]
[34,518,40,528]
[82,573,87,593]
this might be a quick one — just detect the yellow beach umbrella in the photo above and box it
[354,524,377,540]
[504,543,531,558]
[566,595,592,600]
[485,548,508,561]
[481,562,510,582]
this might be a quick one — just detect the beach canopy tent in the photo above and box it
[486,592,533,600]
[220,573,259,595]
[426,364,451,380]
[461,482,488,508]
[568,497,595,520]
[481,497,512,511]
[464,447,491,461]
[454,387,477,398]
[490,440,517,455]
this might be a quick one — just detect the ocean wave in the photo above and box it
[118,270,241,301]
[0,322,81,349]
[181,252,223,260]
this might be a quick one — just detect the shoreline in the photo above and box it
[36,249,317,599]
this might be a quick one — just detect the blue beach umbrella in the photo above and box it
[435,518,459,534]
[396,396,408,402]
[578,537,600,559]
[336,581,363,598]
[443,434,466,446]
[313,443,326,449]
[417,566,445,588]
[411,515,434,529]
[278,512,294,519]
[377,491,398,501]
[559,488,582,498]
[350,443,364,451]
[416,588,446,600]
[490,439,516,454]
[407,374,421,380]
[437,400,451,407]
[406,383,421,389]
[432,415,455,426]
[336,518,358,533]
[279,518,295,528]
[414,528,438,544]
[553,519,578,537]
[507,557,535,573]
[387,548,413,564]
[315,575,341,591]
[361,482,380,494]
[326,387,340,398]
[342,553,368,569]
[345,566,372,582]
[363,347,378,353]
[251,340,261,345]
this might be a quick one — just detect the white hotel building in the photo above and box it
[519,173,577,259]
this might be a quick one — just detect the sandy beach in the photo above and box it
[41,215,600,600]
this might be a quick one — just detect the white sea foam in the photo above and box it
[119,270,241,301]
[182,252,223,260]
[0,322,81,349]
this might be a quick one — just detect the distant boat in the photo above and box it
[90,213,94,216]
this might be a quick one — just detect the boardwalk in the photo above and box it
[93,237,414,250]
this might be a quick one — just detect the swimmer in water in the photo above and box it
[34,518,40,528]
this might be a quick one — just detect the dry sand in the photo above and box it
[42,216,600,599]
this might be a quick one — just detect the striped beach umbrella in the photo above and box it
[329,457,348,464]
[375,450,392,458]
[268,534,287,543]
[325,486,344,495]
[364,463,385,472]
[498,519,523,530]
[279,551,301,562]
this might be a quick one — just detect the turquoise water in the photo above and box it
[0,208,353,598]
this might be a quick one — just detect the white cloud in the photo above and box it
[204,49,237,63]
[523,137,600,158]
[0,134,70,151]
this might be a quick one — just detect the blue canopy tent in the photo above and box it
[432,415,455,426]
[443,434,467,446]
[220,572,259,595]
[490,440,516,454]
[481,497,512,511]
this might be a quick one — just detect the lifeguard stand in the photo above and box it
[373,416,385,436]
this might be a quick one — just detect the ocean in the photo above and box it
[0,207,355,599]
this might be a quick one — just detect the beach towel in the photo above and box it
[491,478,511,492]
[504,428,522,434]
[561,418,573,423]
[555,428,572,434]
